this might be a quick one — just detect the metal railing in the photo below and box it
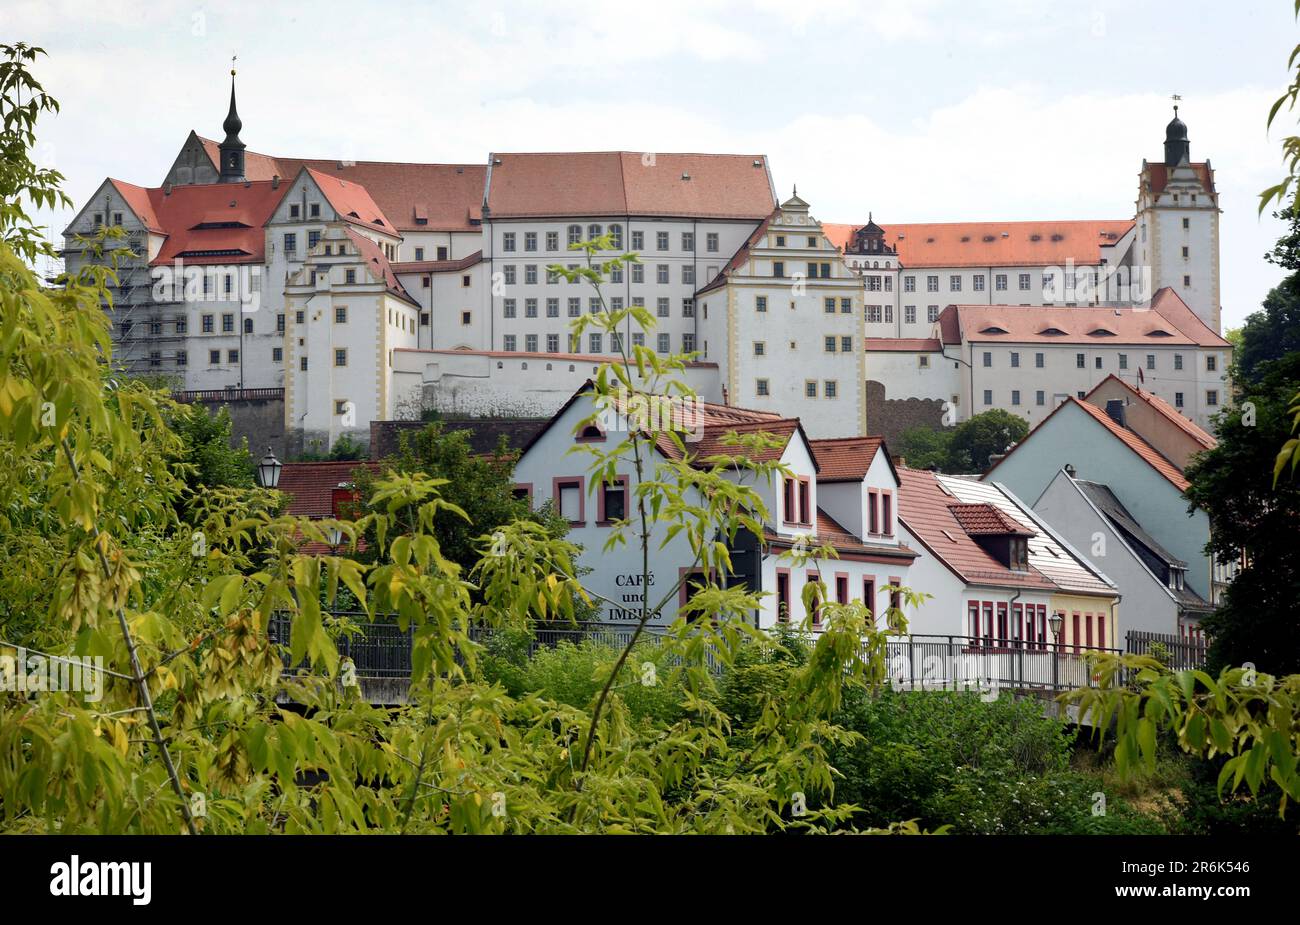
[173,387,285,403]
[267,615,1117,694]
[1125,630,1207,671]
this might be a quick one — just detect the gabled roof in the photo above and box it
[1084,374,1216,450]
[342,228,420,307]
[773,507,918,562]
[303,168,397,236]
[484,152,776,220]
[821,219,1134,268]
[278,460,382,518]
[938,288,1230,348]
[983,396,1190,493]
[657,416,805,467]
[896,467,1056,591]
[196,137,486,232]
[809,435,893,483]
[946,477,1116,597]
[108,179,166,234]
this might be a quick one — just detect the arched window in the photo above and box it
[567,224,582,247]
[587,224,602,242]
[609,224,623,249]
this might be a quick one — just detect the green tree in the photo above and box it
[945,409,1029,473]
[167,402,255,492]
[1234,274,1300,387]
[1185,352,1300,675]
[896,425,952,470]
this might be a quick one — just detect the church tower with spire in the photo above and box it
[218,68,246,183]
[1133,105,1221,332]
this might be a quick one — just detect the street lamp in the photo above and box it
[1048,611,1064,646]
[256,447,282,489]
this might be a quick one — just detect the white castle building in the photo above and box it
[61,77,1228,450]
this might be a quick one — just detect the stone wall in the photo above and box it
[865,380,948,448]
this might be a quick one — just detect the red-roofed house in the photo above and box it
[512,382,916,629]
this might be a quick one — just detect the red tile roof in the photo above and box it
[1084,374,1216,450]
[109,179,166,234]
[947,502,1035,536]
[897,467,1056,591]
[822,219,1134,268]
[794,507,918,561]
[146,180,289,266]
[865,337,943,352]
[305,168,397,236]
[197,137,486,232]
[485,152,776,220]
[658,416,802,466]
[278,460,382,518]
[809,435,884,482]
[937,287,1230,348]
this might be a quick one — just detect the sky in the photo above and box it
[10,0,1299,328]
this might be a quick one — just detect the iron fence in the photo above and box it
[267,614,1119,694]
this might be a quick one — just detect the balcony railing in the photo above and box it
[172,387,285,403]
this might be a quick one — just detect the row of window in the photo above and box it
[501,262,706,286]
[547,476,628,526]
[775,572,901,627]
[503,296,695,318]
[978,350,1218,373]
[501,332,695,354]
[755,379,840,399]
[980,388,1216,409]
[501,227,722,254]
[966,602,1058,649]
[866,305,944,324]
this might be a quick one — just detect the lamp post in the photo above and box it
[256,447,282,489]
[1049,611,1064,645]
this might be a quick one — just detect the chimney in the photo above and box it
[1064,464,1077,479]
[272,175,281,189]
[1105,399,1126,428]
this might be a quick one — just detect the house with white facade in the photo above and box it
[1033,469,1212,641]
[864,287,1230,432]
[511,383,916,629]
[694,191,867,438]
[895,468,1119,649]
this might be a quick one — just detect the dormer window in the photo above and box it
[1009,537,1028,571]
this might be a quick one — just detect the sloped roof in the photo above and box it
[484,152,776,220]
[197,137,486,232]
[896,467,1057,591]
[983,396,1190,493]
[937,287,1230,348]
[944,476,1115,597]
[659,416,802,466]
[696,211,773,295]
[391,251,483,274]
[782,507,918,561]
[147,180,289,265]
[278,460,382,518]
[809,435,887,482]
[304,168,397,236]
[108,179,166,234]
[865,337,943,352]
[947,502,1035,536]
[1084,374,1216,450]
[822,219,1134,268]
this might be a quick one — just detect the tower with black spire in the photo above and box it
[218,67,246,183]
[1133,103,1222,333]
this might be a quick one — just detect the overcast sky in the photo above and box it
[11,0,1298,328]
